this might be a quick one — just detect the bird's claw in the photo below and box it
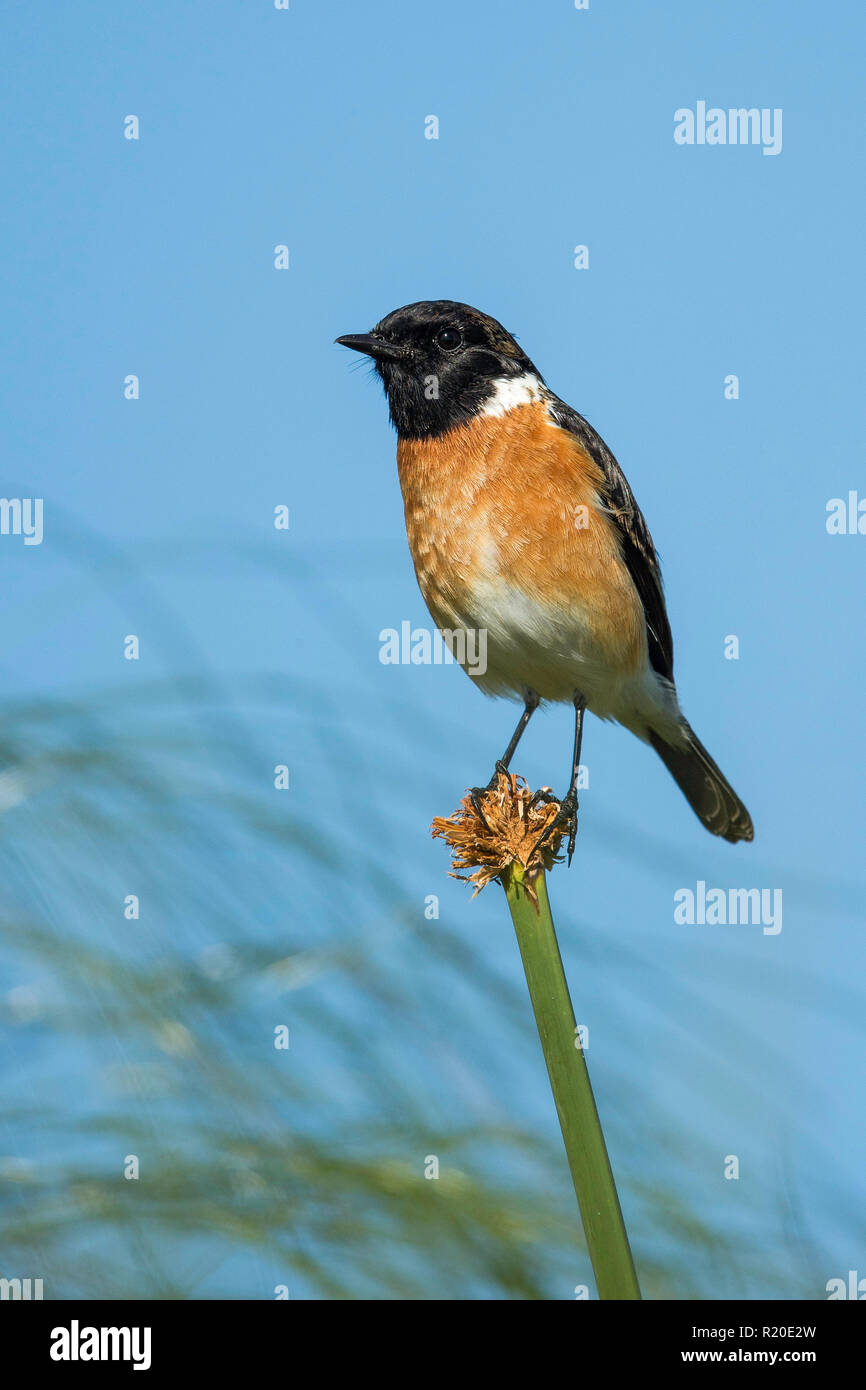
[529,785,558,809]
[468,761,511,829]
[535,789,579,865]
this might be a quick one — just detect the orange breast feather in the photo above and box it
[396,401,646,685]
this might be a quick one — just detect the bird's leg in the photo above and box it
[469,690,540,825]
[494,689,541,778]
[535,693,587,864]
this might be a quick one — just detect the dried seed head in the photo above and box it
[431,772,564,898]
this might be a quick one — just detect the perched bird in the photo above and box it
[337,300,753,856]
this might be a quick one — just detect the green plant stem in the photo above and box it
[503,862,641,1300]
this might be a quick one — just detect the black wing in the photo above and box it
[549,398,675,683]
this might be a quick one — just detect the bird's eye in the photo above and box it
[435,327,462,351]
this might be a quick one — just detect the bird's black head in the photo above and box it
[336,300,542,438]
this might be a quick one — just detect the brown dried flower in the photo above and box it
[431,772,565,898]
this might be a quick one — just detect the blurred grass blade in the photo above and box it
[504,863,641,1300]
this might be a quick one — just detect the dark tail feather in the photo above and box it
[649,723,754,843]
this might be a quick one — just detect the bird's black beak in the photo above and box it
[335,333,408,363]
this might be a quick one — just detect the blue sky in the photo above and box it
[1,1,864,1298]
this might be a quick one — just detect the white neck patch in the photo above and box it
[479,373,545,418]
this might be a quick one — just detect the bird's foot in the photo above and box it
[468,761,511,830]
[534,788,579,866]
